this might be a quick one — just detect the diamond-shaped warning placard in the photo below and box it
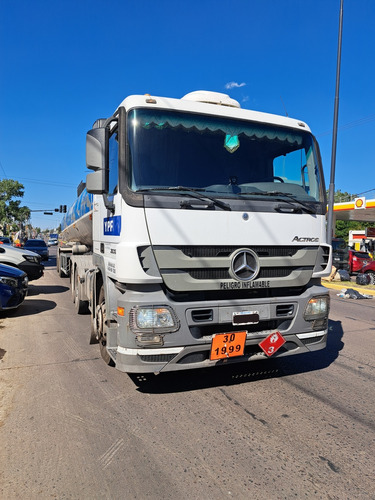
[259,331,286,357]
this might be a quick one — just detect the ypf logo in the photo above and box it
[230,248,260,282]
[103,216,121,236]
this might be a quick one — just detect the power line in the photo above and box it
[317,113,375,137]
[357,188,375,196]
[0,160,8,179]
[13,177,76,188]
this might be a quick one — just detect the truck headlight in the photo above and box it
[304,295,330,321]
[129,305,179,334]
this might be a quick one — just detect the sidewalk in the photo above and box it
[322,280,375,296]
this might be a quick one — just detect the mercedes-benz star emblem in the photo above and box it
[230,248,259,282]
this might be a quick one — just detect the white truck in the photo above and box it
[57,90,332,373]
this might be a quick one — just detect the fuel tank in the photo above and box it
[60,189,93,246]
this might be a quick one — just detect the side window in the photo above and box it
[108,129,119,198]
[273,148,307,184]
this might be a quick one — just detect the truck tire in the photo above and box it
[74,271,89,314]
[70,270,75,301]
[89,312,99,344]
[57,252,65,278]
[97,286,115,366]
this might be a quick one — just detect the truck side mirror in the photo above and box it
[86,128,108,194]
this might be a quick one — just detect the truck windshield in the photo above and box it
[127,109,324,203]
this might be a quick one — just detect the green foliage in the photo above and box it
[0,179,30,233]
[333,189,357,203]
[335,219,362,242]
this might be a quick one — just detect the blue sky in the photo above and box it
[1,0,374,230]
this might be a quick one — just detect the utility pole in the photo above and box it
[327,0,344,245]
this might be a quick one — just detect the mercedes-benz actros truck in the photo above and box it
[57,90,331,374]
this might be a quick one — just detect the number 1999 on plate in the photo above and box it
[210,331,247,360]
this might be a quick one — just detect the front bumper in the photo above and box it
[112,283,329,373]
[0,285,27,310]
[18,261,44,281]
[114,330,327,373]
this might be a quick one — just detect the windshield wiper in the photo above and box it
[240,190,317,214]
[136,186,231,211]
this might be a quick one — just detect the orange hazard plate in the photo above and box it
[210,331,247,361]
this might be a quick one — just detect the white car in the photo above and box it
[0,244,44,281]
[48,238,58,246]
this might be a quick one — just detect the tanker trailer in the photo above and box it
[57,188,94,314]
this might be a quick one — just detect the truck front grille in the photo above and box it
[187,267,298,280]
[140,245,320,293]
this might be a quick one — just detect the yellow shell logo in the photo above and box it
[354,197,366,209]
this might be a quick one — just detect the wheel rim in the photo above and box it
[96,300,106,346]
[75,273,79,303]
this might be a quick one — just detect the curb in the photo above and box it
[322,281,375,296]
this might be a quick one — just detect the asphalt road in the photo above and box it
[0,252,374,499]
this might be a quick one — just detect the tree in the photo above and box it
[333,189,357,203]
[0,179,30,234]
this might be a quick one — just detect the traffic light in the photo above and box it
[63,205,67,213]
[59,205,62,213]
[59,205,67,213]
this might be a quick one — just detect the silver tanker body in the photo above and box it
[57,189,95,315]
[60,189,93,246]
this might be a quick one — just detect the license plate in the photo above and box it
[232,310,259,325]
[210,331,247,360]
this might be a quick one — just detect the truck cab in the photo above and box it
[64,91,331,373]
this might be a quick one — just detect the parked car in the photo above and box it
[23,239,49,261]
[360,261,375,285]
[0,236,11,245]
[0,263,28,311]
[348,249,372,274]
[0,244,44,281]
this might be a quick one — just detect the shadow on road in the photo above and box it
[4,299,58,317]
[27,284,69,296]
[129,319,344,394]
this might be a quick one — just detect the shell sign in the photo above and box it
[354,197,366,209]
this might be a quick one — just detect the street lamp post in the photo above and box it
[327,0,344,245]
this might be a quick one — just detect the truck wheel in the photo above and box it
[97,286,115,366]
[71,270,75,301]
[74,272,89,314]
[89,312,99,344]
[57,253,66,278]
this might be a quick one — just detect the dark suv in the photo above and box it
[23,239,49,261]
[331,238,349,271]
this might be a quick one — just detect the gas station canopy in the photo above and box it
[333,197,375,222]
